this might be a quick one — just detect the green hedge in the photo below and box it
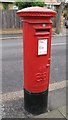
[14,0,45,9]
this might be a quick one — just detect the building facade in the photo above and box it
[0,0,18,10]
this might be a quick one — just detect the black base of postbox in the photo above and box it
[24,89,48,115]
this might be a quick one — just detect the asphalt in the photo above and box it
[0,28,68,119]
[2,36,66,93]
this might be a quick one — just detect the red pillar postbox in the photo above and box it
[17,7,56,114]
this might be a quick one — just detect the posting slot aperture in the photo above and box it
[35,29,50,33]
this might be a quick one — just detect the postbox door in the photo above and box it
[33,35,51,92]
[31,24,52,92]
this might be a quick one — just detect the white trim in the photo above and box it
[45,2,61,5]
[65,0,68,3]
[0,0,14,3]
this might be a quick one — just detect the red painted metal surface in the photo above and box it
[17,6,56,17]
[17,7,56,93]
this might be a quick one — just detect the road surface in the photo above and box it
[0,33,67,117]
[2,35,66,93]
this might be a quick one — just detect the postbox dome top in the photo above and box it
[17,6,56,17]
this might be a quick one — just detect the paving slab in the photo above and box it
[34,109,65,118]
[58,106,68,120]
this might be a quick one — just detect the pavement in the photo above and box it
[1,89,67,119]
[0,27,68,119]
[34,106,67,119]
[1,86,67,119]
